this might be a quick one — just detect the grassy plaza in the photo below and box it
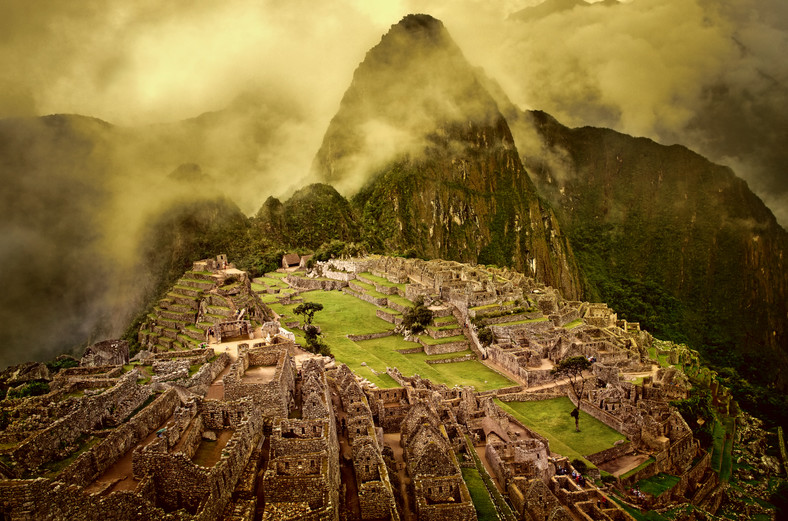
[264,283,514,391]
[496,397,627,466]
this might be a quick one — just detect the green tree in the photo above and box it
[670,387,714,447]
[293,302,324,326]
[402,296,433,334]
[552,356,592,432]
[477,327,494,347]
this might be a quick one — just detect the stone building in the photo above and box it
[223,344,296,420]
[399,404,477,521]
[261,358,340,520]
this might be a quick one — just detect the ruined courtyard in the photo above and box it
[0,255,732,520]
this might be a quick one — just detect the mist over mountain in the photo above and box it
[0,114,248,368]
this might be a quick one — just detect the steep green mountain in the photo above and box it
[313,14,582,298]
[515,109,787,389]
[255,183,360,250]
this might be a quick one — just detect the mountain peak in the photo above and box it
[312,14,500,193]
[396,13,444,33]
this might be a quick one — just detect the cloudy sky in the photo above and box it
[1,0,786,224]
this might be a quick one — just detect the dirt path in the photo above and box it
[474,444,505,494]
[383,433,414,521]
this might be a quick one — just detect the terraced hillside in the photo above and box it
[138,269,273,352]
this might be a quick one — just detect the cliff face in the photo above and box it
[519,110,788,386]
[313,14,582,298]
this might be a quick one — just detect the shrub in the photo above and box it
[7,381,50,399]
[571,458,588,474]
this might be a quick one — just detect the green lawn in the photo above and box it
[283,290,514,391]
[563,319,583,329]
[386,294,414,308]
[417,333,468,346]
[636,473,680,497]
[462,467,500,521]
[495,398,626,466]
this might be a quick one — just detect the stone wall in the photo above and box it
[586,442,634,466]
[425,354,476,364]
[11,371,145,471]
[343,286,389,307]
[413,476,476,521]
[176,352,230,391]
[132,397,262,517]
[376,309,403,325]
[285,275,348,291]
[223,345,295,419]
[56,388,180,487]
[420,339,469,355]
[346,331,394,342]
[322,269,356,282]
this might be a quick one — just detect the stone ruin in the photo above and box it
[80,340,129,368]
[0,255,729,520]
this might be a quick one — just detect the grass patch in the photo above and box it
[417,334,468,346]
[287,290,512,390]
[563,319,583,329]
[496,398,626,466]
[465,435,517,521]
[434,315,457,325]
[462,467,500,521]
[491,317,549,327]
[358,272,407,290]
[386,294,414,308]
[636,473,680,497]
[39,435,100,477]
[621,457,655,479]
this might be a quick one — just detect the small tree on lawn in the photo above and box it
[294,302,324,326]
[402,296,433,334]
[552,355,592,432]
